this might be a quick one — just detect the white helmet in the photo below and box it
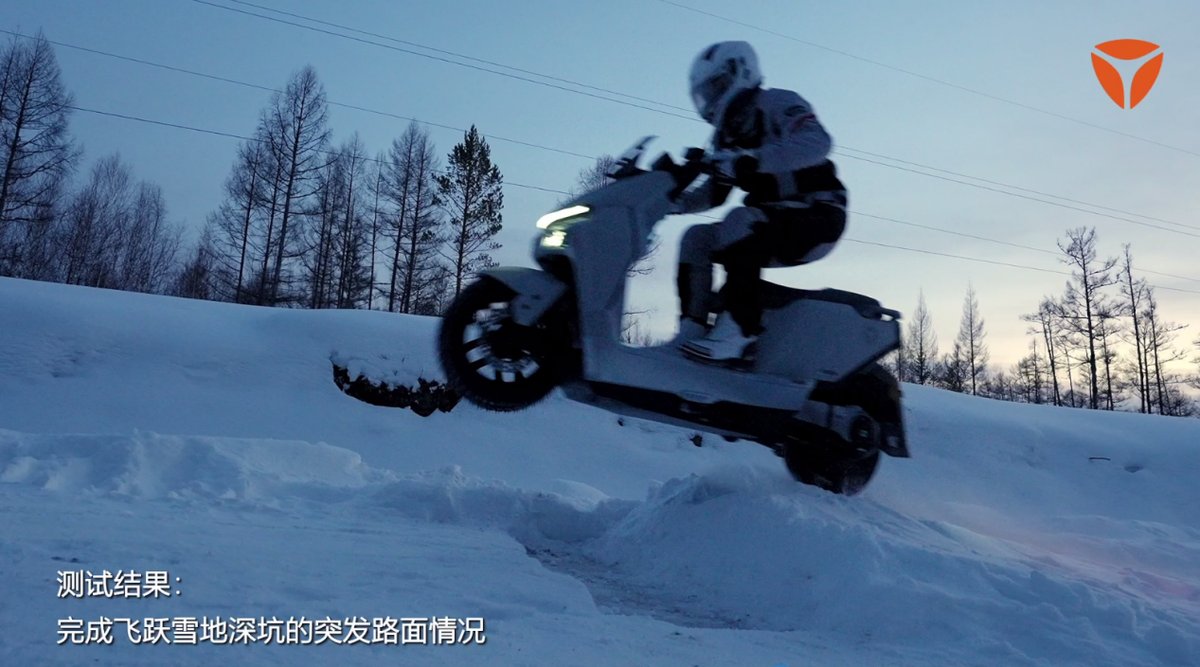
[689,41,762,126]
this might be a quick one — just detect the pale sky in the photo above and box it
[3,0,1198,370]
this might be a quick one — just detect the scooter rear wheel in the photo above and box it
[438,277,566,412]
[781,428,880,496]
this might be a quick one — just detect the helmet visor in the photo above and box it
[692,71,735,121]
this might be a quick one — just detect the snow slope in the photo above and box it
[1,276,1197,666]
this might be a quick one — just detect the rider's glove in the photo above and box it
[707,149,759,188]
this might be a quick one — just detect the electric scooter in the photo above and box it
[438,138,908,495]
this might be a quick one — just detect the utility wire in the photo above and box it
[66,105,571,196]
[851,210,1200,284]
[840,238,1200,295]
[1,29,597,161]
[17,30,1196,287]
[36,24,1200,246]
[166,6,1200,241]
[654,0,1200,160]
[187,0,697,121]
[839,151,1200,239]
[837,146,1200,233]
[223,0,695,115]
[56,105,1200,295]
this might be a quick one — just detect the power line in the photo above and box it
[15,30,1197,288]
[838,151,1200,239]
[187,0,697,122]
[167,5,1200,242]
[841,237,1200,295]
[852,209,1200,284]
[53,105,1200,295]
[67,105,571,196]
[843,237,1069,275]
[654,0,1200,160]
[223,0,695,116]
[837,146,1200,233]
[1,29,598,162]
[16,24,1183,249]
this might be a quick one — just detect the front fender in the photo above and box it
[480,267,568,326]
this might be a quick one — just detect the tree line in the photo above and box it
[890,227,1200,417]
[1,35,503,314]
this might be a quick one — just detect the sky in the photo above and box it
[2,0,1198,369]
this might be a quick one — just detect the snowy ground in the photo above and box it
[0,277,1197,666]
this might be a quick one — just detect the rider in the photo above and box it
[673,41,847,361]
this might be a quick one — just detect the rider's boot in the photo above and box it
[682,313,758,361]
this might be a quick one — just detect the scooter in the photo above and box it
[438,138,908,495]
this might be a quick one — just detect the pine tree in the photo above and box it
[437,125,503,299]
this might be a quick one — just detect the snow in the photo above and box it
[0,276,1197,666]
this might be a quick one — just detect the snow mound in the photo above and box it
[0,430,384,504]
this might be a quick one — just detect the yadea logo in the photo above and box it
[1091,39,1163,109]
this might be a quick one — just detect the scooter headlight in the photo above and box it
[536,205,589,229]
[540,229,568,248]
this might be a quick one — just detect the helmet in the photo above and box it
[689,41,762,126]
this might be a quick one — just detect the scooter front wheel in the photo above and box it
[438,277,567,412]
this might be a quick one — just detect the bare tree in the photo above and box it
[437,125,503,298]
[1057,227,1118,409]
[1191,334,1200,393]
[559,154,658,278]
[303,135,373,309]
[173,223,217,300]
[59,154,179,292]
[208,139,269,302]
[1015,340,1045,404]
[1117,245,1152,412]
[0,33,78,276]
[364,151,387,309]
[955,283,989,395]
[1023,297,1063,406]
[118,181,180,293]
[384,122,443,314]
[558,155,617,204]
[260,66,330,305]
[1140,287,1191,416]
[902,290,938,384]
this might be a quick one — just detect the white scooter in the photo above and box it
[438,138,908,495]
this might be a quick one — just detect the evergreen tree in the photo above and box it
[437,125,503,298]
